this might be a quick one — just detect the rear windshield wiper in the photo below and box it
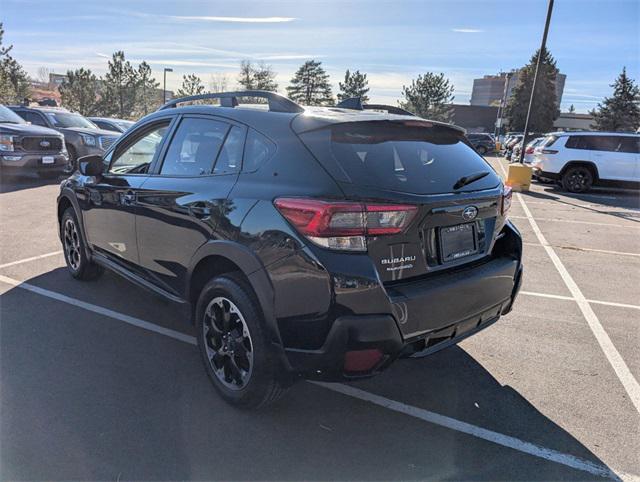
[453,171,490,190]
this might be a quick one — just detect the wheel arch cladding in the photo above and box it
[187,241,278,342]
[562,160,599,180]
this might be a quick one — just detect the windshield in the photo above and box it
[0,105,27,124]
[300,121,500,194]
[44,111,97,129]
[115,120,134,131]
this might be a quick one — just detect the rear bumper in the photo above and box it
[285,258,523,381]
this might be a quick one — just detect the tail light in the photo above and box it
[501,185,512,215]
[525,146,535,154]
[274,198,417,251]
[541,149,558,154]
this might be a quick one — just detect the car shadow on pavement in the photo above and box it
[0,172,68,194]
[523,185,640,222]
[0,269,620,481]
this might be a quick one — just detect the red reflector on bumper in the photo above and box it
[344,349,384,373]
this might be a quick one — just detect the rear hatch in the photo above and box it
[296,119,507,284]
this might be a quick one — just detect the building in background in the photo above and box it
[471,70,566,108]
[450,104,499,133]
[553,112,594,131]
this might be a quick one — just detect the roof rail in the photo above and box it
[336,97,415,116]
[158,90,304,114]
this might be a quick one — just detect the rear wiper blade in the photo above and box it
[453,171,490,190]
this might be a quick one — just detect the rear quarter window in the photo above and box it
[299,121,500,195]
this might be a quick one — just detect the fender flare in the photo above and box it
[187,240,281,348]
[57,189,92,260]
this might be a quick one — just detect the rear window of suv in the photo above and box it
[299,121,500,195]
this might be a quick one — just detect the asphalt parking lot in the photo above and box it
[1,156,639,481]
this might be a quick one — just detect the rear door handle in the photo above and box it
[189,202,212,219]
[121,190,136,205]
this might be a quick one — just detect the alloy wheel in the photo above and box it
[203,296,254,390]
[63,218,81,271]
[567,168,590,192]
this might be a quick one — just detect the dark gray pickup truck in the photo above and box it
[0,105,69,177]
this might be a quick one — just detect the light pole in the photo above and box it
[494,71,513,141]
[163,68,173,104]
[518,0,554,164]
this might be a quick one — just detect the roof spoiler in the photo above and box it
[336,97,415,116]
[158,90,304,114]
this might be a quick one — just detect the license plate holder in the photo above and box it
[42,156,55,164]
[439,223,478,262]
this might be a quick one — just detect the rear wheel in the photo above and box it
[196,274,287,409]
[562,166,593,193]
[61,208,103,280]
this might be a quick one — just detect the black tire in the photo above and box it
[562,166,593,193]
[61,207,103,280]
[196,273,287,409]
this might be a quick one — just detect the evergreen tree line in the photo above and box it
[1,21,638,131]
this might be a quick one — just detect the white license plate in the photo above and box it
[42,156,55,164]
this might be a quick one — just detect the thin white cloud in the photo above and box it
[167,15,296,23]
[452,28,484,33]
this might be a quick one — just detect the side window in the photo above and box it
[565,136,588,150]
[109,122,169,174]
[160,118,228,176]
[214,126,244,175]
[618,136,640,154]
[24,112,47,127]
[587,136,621,152]
[243,129,276,172]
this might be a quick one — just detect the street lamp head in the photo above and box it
[164,68,173,73]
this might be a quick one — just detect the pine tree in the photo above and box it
[399,72,454,122]
[98,51,138,118]
[286,60,333,106]
[59,68,100,115]
[568,104,576,113]
[505,47,560,132]
[135,61,160,116]
[591,67,640,132]
[177,74,205,97]
[0,22,31,103]
[237,60,277,91]
[337,69,370,102]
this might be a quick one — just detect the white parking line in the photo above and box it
[0,272,634,479]
[312,382,636,481]
[516,193,640,415]
[0,274,197,345]
[0,250,63,269]
[510,215,640,229]
[523,242,640,258]
[521,290,640,311]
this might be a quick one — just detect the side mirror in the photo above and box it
[78,154,104,177]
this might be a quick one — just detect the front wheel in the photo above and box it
[61,208,103,280]
[562,166,593,193]
[196,274,287,409]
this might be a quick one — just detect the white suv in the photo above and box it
[531,132,639,192]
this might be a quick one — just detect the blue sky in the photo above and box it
[3,0,639,112]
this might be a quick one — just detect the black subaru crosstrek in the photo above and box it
[57,91,523,408]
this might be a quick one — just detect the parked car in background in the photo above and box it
[88,117,135,133]
[467,132,495,155]
[510,136,545,164]
[8,106,120,167]
[531,132,640,192]
[504,135,523,160]
[57,91,522,408]
[0,104,68,177]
